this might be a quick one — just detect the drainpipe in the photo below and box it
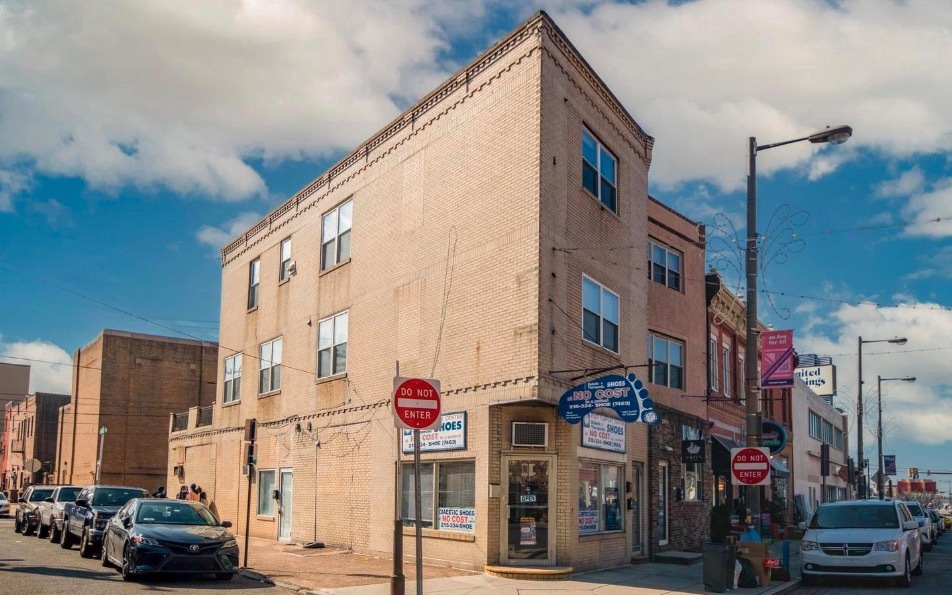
[68,348,81,485]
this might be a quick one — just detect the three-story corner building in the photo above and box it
[170,11,679,572]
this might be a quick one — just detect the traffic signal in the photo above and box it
[820,443,830,477]
[245,442,257,466]
[244,418,257,442]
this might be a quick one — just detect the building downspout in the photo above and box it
[68,348,80,485]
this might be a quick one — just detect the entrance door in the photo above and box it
[658,462,669,546]
[631,462,644,556]
[278,469,293,541]
[502,456,555,565]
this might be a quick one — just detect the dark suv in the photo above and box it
[14,485,56,536]
[62,485,152,557]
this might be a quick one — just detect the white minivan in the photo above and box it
[801,499,923,587]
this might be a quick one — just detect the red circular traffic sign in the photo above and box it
[731,447,771,486]
[392,377,441,430]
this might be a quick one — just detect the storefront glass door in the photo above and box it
[278,469,293,541]
[503,456,555,565]
[631,462,643,556]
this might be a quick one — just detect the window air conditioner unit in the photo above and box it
[287,261,297,275]
[512,422,548,447]
[173,465,184,477]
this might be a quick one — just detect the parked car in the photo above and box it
[37,485,82,542]
[0,492,9,517]
[904,501,935,550]
[62,485,152,558]
[101,498,238,581]
[927,509,944,537]
[800,499,923,587]
[13,485,55,536]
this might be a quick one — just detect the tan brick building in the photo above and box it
[3,392,70,493]
[56,330,217,491]
[165,12,743,572]
[0,361,31,490]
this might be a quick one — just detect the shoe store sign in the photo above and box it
[402,412,466,453]
[581,412,626,452]
[558,373,659,425]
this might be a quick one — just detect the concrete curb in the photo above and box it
[237,568,276,585]
[763,579,801,595]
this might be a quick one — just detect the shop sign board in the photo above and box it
[794,364,836,397]
[520,517,537,545]
[437,507,475,532]
[731,447,771,486]
[578,510,599,534]
[761,420,788,455]
[682,439,705,464]
[884,455,897,475]
[557,373,659,425]
[392,376,441,430]
[402,412,466,453]
[761,330,795,388]
[581,412,626,452]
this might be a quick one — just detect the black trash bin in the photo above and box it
[702,542,737,593]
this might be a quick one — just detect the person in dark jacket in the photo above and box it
[152,485,166,498]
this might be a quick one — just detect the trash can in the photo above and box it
[702,542,737,593]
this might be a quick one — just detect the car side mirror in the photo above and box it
[903,520,919,531]
[798,521,807,530]
[123,517,133,528]
[45,497,54,503]
[75,498,88,507]
[220,520,233,528]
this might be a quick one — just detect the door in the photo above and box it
[631,462,644,556]
[278,469,293,541]
[658,462,669,546]
[502,456,555,565]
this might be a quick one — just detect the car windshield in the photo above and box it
[58,487,81,501]
[906,503,924,516]
[810,505,899,529]
[30,489,55,501]
[91,488,149,506]
[136,502,218,526]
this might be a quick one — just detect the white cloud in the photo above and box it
[876,167,926,198]
[0,336,73,395]
[196,211,263,250]
[902,177,952,238]
[0,168,34,212]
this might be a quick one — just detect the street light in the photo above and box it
[746,124,852,528]
[877,375,916,499]
[856,336,906,499]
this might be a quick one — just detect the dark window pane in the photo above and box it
[582,162,598,195]
[334,343,347,374]
[272,365,281,391]
[583,310,600,343]
[338,229,351,262]
[600,179,616,211]
[647,357,655,382]
[656,363,668,386]
[667,270,681,291]
[670,365,683,389]
[603,320,618,352]
[233,377,240,401]
[248,285,258,309]
[318,349,331,378]
[653,262,666,284]
[322,241,335,270]
[582,132,598,165]
[600,148,615,184]
[259,369,269,393]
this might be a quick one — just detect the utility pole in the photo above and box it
[95,426,107,483]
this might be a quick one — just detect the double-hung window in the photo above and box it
[737,349,746,401]
[722,343,731,397]
[321,199,353,270]
[279,238,292,281]
[582,130,617,212]
[223,353,242,404]
[248,258,260,309]
[401,461,475,532]
[648,240,682,291]
[318,311,348,378]
[808,411,822,440]
[578,462,623,534]
[259,337,282,394]
[709,335,718,392]
[647,333,684,389]
[582,276,619,352]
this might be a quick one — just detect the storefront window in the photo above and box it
[257,469,275,516]
[578,462,622,534]
[682,425,701,501]
[402,461,475,532]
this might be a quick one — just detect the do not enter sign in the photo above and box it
[392,377,441,430]
[730,447,772,486]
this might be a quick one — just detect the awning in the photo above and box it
[711,435,743,474]
[770,458,790,478]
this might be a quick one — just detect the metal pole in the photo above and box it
[243,437,254,568]
[877,375,884,499]
[413,429,423,595]
[392,361,405,595]
[745,136,762,530]
[856,337,864,499]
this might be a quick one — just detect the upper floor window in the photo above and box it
[648,333,684,389]
[279,238,292,281]
[582,130,617,212]
[582,276,619,352]
[223,353,242,404]
[808,410,822,440]
[737,349,746,401]
[709,335,718,391]
[259,337,282,394]
[318,311,349,378]
[322,199,353,271]
[649,241,682,291]
[722,343,731,397]
[833,427,844,451]
[248,258,260,309]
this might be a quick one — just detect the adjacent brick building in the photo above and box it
[56,330,217,491]
[0,361,31,491]
[3,392,70,492]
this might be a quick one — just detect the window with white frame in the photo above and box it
[709,335,718,391]
[401,461,475,531]
[649,240,682,291]
[582,276,619,352]
[578,462,623,534]
[648,333,684,389]
[279,238,292,281]
[257,469,275,515]
[582,130,617,212]
[248,258,260,309]
[321,199,352,270]
[223,353,242,404]
[259,337,282,394]
[722,343,731,397]
[318,311,348,378]
[682,425,701,501]
[808,411,822,440]
[737,349,746,401]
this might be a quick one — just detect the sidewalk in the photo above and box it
[238,537,801,595]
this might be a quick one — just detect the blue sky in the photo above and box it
[2,1,950,489]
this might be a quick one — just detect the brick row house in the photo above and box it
[3,392,70,493]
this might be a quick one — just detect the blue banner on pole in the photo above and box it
[883,455,897,475]
[557,373,659,425]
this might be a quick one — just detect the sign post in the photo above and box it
[392,377,440,595]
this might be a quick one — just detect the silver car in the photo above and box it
[904,501,934,551]
[801,499,923,587]
[0,492,9,517]
[37,485,82,542]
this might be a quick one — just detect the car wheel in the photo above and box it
[121,545,138,581]
[60,528,75,549]
[101,540,113,568]
[37,521,49,539]
[895,554,912,588]
[13,515,21,533]
[22,516,35,536]
[79,527,96,558]
[912,550,924,576]
[215,573,234,581]
[49,524,60,543]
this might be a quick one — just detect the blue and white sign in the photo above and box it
[582,412,626,452]
[558,373,658,425]
[578,509,599,534]
[402,412,466,453]
[438,507,475,532]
